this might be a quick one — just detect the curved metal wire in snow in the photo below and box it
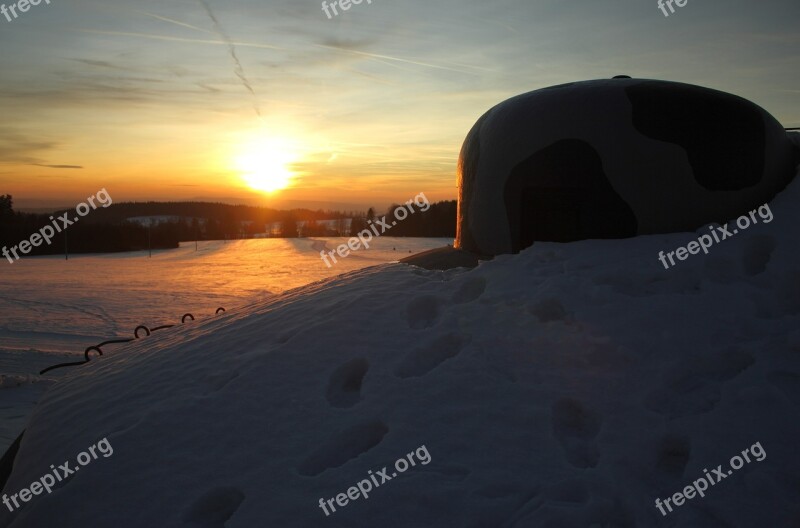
[38,308,227,375]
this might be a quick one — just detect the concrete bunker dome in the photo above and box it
[455,77,799,256]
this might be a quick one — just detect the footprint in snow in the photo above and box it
[767,371,800,405]
[326,358,369,408]
[655,433,691,478]
[182,486,244,527]
[297,420,389,477]
[741,234,776,276]
[527,298,569,323]
[645,348,754,419]
[551,398,602,469]
[405,296,442,329]
[451,276,487,304]
[394,333,468,378]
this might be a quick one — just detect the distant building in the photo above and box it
[126,216,183,227]
[267,218,352,237]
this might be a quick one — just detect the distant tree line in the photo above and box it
[349,201,456,238]
[0,195,456,256]
[0,195,180,256]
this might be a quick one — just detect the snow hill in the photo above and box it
[3,165,800,527]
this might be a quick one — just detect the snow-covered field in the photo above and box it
[3,169,800,526]
[0,237,450,453]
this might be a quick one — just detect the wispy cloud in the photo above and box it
[69,58,128,70]
[2,0,797,206]
[31,164,83,169]
[0,128,59,164]
[75,29,284,50]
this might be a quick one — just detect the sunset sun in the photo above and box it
[236,138,298,193]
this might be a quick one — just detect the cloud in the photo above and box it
[319,37,379,51]
[69,59,128,70]
[0,128,59,164]
[31,164,83,169]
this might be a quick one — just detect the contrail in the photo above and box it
[75,29,283,50]
[196,0,262,118]
[314,44,484,76]
[137,10,215,34]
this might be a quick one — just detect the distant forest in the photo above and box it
[0,195,456,257]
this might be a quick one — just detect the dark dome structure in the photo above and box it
[455,78,799,256]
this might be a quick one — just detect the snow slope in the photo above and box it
[0,237,451,354]
[0,237,449,453]
[3,171,800,527]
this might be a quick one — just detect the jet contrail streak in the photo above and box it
[75,29,283,50]
[314,44,483,76]
[136,10,215,34]
[196,0,262,118]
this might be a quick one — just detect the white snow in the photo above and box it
[0,237,448,453]
[2,169,800,526]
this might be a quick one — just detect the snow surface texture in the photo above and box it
[0,237,449,453]
[3,170,800,527]
[0,237,451,354]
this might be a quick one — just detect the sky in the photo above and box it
[0,0,798,211]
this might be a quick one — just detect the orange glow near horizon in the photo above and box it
[0,109,460,210]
